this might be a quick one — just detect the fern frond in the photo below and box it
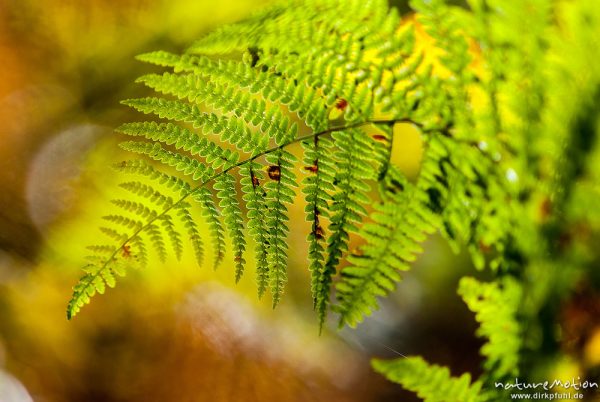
[119,141,214,181]
[146,223,167,262]
[118,181,173,208]
[410,0,472,77]
[326,129,373,262]
[62,4,600,402]
[121,98,268,154]
[336,167,439,327]
[136,73,298,145]
[214,173,247,281]
[458,277,522,380]
[99,227,128,243]
[416,134,512,270]
[192,187,226,269]
[174,202,204,266]
[301,135,334,330]
[117,122,238,169]
[69,0,521,333]
[264,149,297,307]
[110,199,157,220]
[86,245,117,255]
[372,356,485,402]
[70,0,417,320]
[305,127,376,327]
[240,162,270,297]
[114,160,192,197]
[137,51,329,131]
[159,214,183,261]
[187,0,418,122]
[131,235,148,267]
[188,0,390,60]
[67,244,131,319]
[102,215,143,231]
[67,265,122,319]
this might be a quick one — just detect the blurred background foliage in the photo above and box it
[0,0,598,401]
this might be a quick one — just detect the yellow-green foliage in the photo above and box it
[67,0,516,326]
[372,356,485,402]
[459,277,522,380]
[66,0,600,400]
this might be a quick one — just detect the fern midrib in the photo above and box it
[72,118,418,314]
[308,133,330,327]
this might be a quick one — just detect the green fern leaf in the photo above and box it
[121,98,268,154]
[458,277,522,380]
[137,51,329,131]
[239,162,270,297]
[372,356,485,402]
[114,160,192,197]
[146,223,167,262]
[136,72,297,146]
[102,215,143,231]
[264,149,298,307]
[117,122,238,169]
[192,187,226,269]
[118,181,173,207]
[301,135,334,330]
[174,202,204,266]
[159,214,183,261]
[67,0,520,332]
[110,199,157,220]
[119,141,214,181]
[214,173,247,281]
[336,167,439,327]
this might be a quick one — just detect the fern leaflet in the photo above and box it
[372,356,485,402]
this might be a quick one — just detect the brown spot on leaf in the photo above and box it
[312,214,325,240]
[267,165,281,181]
[314,225,325,240]
[304,164,318,173]
[251,173,260,187]
[479,241,491,253]
[121,244,131,258]
[335,98,348,110]
[540,198,552,220]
